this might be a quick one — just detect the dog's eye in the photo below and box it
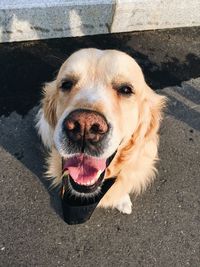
[118,85,133,96]
[61,80,74,91]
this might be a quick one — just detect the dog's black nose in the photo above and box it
[64,109,109,143]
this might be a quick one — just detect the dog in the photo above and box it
[36,48,166,215]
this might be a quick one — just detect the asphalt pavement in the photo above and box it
[0,27,200,267]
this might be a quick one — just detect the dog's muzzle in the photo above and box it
[59,109,117,224]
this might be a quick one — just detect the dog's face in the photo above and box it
[42,49,164,196]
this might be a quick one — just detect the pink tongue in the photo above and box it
[63,154,106,185]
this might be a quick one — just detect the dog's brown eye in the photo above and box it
[61,80,74,91]
[118,85,133,96]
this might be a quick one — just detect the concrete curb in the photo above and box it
[0,0,200,43]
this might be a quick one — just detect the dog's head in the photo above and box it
[40,48,165,196]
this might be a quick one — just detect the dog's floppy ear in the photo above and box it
[36,81,58,148]
[42,80,58,128]
[139,85,166,141]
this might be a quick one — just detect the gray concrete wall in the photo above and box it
[0,0,200,43]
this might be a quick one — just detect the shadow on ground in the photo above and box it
[0,27,200,117]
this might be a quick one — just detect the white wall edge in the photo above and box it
[0,0,199,43]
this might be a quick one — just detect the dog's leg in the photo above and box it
[98,176,133,214]
[114,194,132,214]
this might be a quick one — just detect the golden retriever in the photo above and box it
[36,48,166,215]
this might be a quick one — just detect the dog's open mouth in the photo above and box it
[63,153,116,194]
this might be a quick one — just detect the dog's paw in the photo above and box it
[115,194,132,214]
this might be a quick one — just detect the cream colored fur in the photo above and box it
[36,48,166,214]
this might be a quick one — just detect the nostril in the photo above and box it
[65,120,81,133]
[65,120,75,131]
[90,123,100,134]
[73,121,81,133]
[90,122,108,135]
